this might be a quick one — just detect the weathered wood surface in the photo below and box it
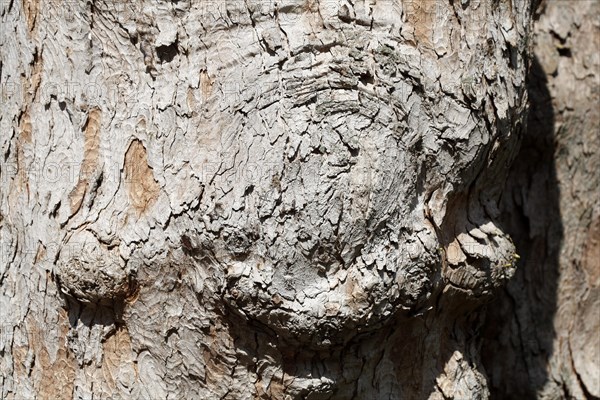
[1,0,595,399]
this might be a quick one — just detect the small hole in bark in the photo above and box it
[557,47,572,58]
[261,38,277,56]
[359,71,374,85]
[165,327,178,342]
[181,234,193,250]
[125,276,140,302]
[45,94,56,110]
[181,234,202,257]
[156,41,179,63]
[504,43,519,69]
[278,57,288,70]
[50,200,61,218]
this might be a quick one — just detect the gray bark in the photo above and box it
[1,0,592,399]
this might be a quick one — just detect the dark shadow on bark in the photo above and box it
[222,279,499,399]
[63,299,126,330]
[481,55,562,399]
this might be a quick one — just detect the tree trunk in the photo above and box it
[0,0,593,399]
[482,0,600,398]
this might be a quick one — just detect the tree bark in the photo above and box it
[482,1,600,399]
[1,0,594,399]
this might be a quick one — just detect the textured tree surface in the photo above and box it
[0,0,596,399]
[482,1,600,399]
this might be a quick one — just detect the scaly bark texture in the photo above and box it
[0,0,574,399]
[483,1,600,399]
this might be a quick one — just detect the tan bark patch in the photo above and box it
[12,345,28,385]
[267,378,285,398]
[405,0,438,47]
[69,108,102,214]
[102,327,138,393]
[69,180,87,214]
[20,112,32,143]
[12,109,37,197]
[254,370,286,399]
[34,242,46,264]
[124,139,160,214]
[12,50,42,200]
[13,143,29,195]
[583,215,600,287]
[12,311,76,399]
[187,87,197,112]
[303,0,318,13]
[35,312,76,399]
[22,0,40,33]
[200,70,214,100]
[20,48,43,101]
[345,275,367,312]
